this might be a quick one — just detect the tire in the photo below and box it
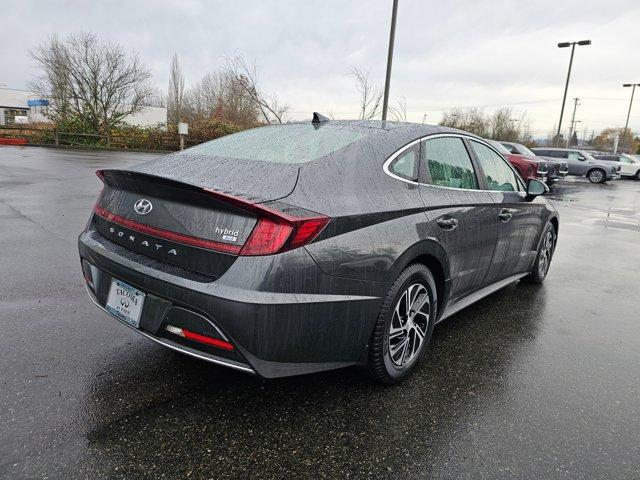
[367,264,437,384]
[523,223,557,284]
[635,170,640,181]
[587,168,606,183]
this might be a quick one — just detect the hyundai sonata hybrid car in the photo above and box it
[79,116,558,384]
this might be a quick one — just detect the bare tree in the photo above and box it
[440,107,487,136]
[145,88,166,108]
[388,96,408,122]
[167,53,185,124]
[488,107,528,142]
[350,67,382,120]
[225,56,288,124]
[187,71,259,128]
[30,33,152,136]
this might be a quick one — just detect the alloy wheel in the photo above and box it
[538,229,555,277]
[388,283,431,366]
[589,170,604,183]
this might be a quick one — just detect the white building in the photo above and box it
[0,86,167,128]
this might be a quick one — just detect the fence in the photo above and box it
[0,125,209,152]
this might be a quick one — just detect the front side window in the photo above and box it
[568,152,585,161]
[470,141,521,192]
[421,137,478,189]
[389,148,418,180]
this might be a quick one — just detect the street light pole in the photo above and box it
[555,40,591,146]
[621,83,639,153]
[381,0,399,123]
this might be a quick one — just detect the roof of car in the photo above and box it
[287,119,469,137]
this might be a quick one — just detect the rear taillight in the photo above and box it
[202,187,330,256]
[240,215,329,256]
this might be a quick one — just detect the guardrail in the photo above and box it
[0,125,208,151]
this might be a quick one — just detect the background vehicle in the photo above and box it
[592,153,640,180]
[78,120,559,384]
[531,147,620,183]
[485,139,548,182]
[501,141,569,186]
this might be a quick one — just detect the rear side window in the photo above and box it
[470,141,521,192]
[184,123,368,163]
[389,148,418,181]
[421,137,478,189]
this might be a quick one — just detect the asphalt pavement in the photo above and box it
[1,146,639,479]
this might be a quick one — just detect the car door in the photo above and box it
[467,139,543,282]
[567,151,589,175]
[418,135,498,300]
[620,156,638,176]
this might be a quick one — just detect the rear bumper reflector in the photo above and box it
[166,324,235,350]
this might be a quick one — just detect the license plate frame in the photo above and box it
[105,279,145,328]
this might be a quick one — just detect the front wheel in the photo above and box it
[367,264,437,384]
[635,170,640,181]
[523,223,557,284]
[587,168,606,183]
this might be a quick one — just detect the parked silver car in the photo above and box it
[531,148,620,183]
[592,154,640,180]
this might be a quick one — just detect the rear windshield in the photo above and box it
[184,123,369,163]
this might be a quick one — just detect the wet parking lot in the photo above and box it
[1,146,639,479]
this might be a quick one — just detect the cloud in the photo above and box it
[2,0,640,136]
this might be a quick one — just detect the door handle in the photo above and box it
[498,209,514,222]
[436,216,459,231]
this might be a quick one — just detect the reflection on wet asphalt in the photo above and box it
[1,147,639,479]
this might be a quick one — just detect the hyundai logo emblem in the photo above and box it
[134,198,153,215]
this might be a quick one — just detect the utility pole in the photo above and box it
[381,0,399,123]
[566,97,580,147]
[555,40,591,146]
[621,83,639,153]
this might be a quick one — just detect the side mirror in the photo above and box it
[526,179,549,199]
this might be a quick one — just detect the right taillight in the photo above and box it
[240,215,329,256]
[202,188,330,256]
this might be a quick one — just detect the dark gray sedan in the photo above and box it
[79,118,558,384]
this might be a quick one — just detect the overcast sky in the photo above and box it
[3,0,640,137]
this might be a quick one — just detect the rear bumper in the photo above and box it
[78,229,384,378]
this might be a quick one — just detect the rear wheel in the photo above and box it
[523,223,556,284]
[587,168,606,183]
[367,264,437,384]
[635,170,640,180]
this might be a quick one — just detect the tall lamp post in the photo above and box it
[621,83,640,153]
[381,0,399,122]
[555,40,591,146]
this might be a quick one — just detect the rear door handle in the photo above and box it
[498,209,514,222]
[436,216,459,231]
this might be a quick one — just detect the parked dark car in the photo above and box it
[500,141,569,185]
[485,139,548,182]
[79,118,558,384]
[531,147,620,183]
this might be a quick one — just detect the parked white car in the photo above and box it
[593,154,640,180]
